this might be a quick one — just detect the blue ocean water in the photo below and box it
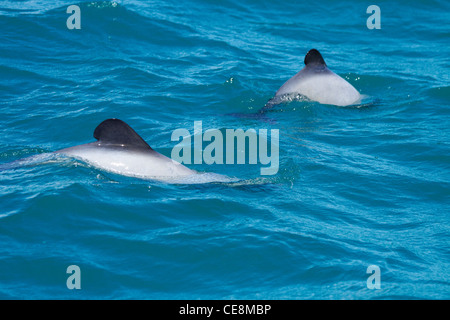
[0,0,449,299]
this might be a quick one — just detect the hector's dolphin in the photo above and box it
[55,118,197,180]
[271,49,361,107]
[0,119,236,184]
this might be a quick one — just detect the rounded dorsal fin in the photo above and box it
[93,118,153,150]
[304,49,327,66]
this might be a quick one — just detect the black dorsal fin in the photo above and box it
[93,119,153,150]
[304,49,327,66]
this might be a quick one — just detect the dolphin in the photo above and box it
[270,49,361,107]
[55,118,197,180]
[0,119,237,184]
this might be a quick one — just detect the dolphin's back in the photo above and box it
[55,119,195,179]
[274,49,361,107]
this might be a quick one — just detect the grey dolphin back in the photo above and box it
[93,118,153,151]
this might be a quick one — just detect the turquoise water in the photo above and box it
[1,0,449,299]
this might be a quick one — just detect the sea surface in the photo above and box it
[0,0,449,299]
